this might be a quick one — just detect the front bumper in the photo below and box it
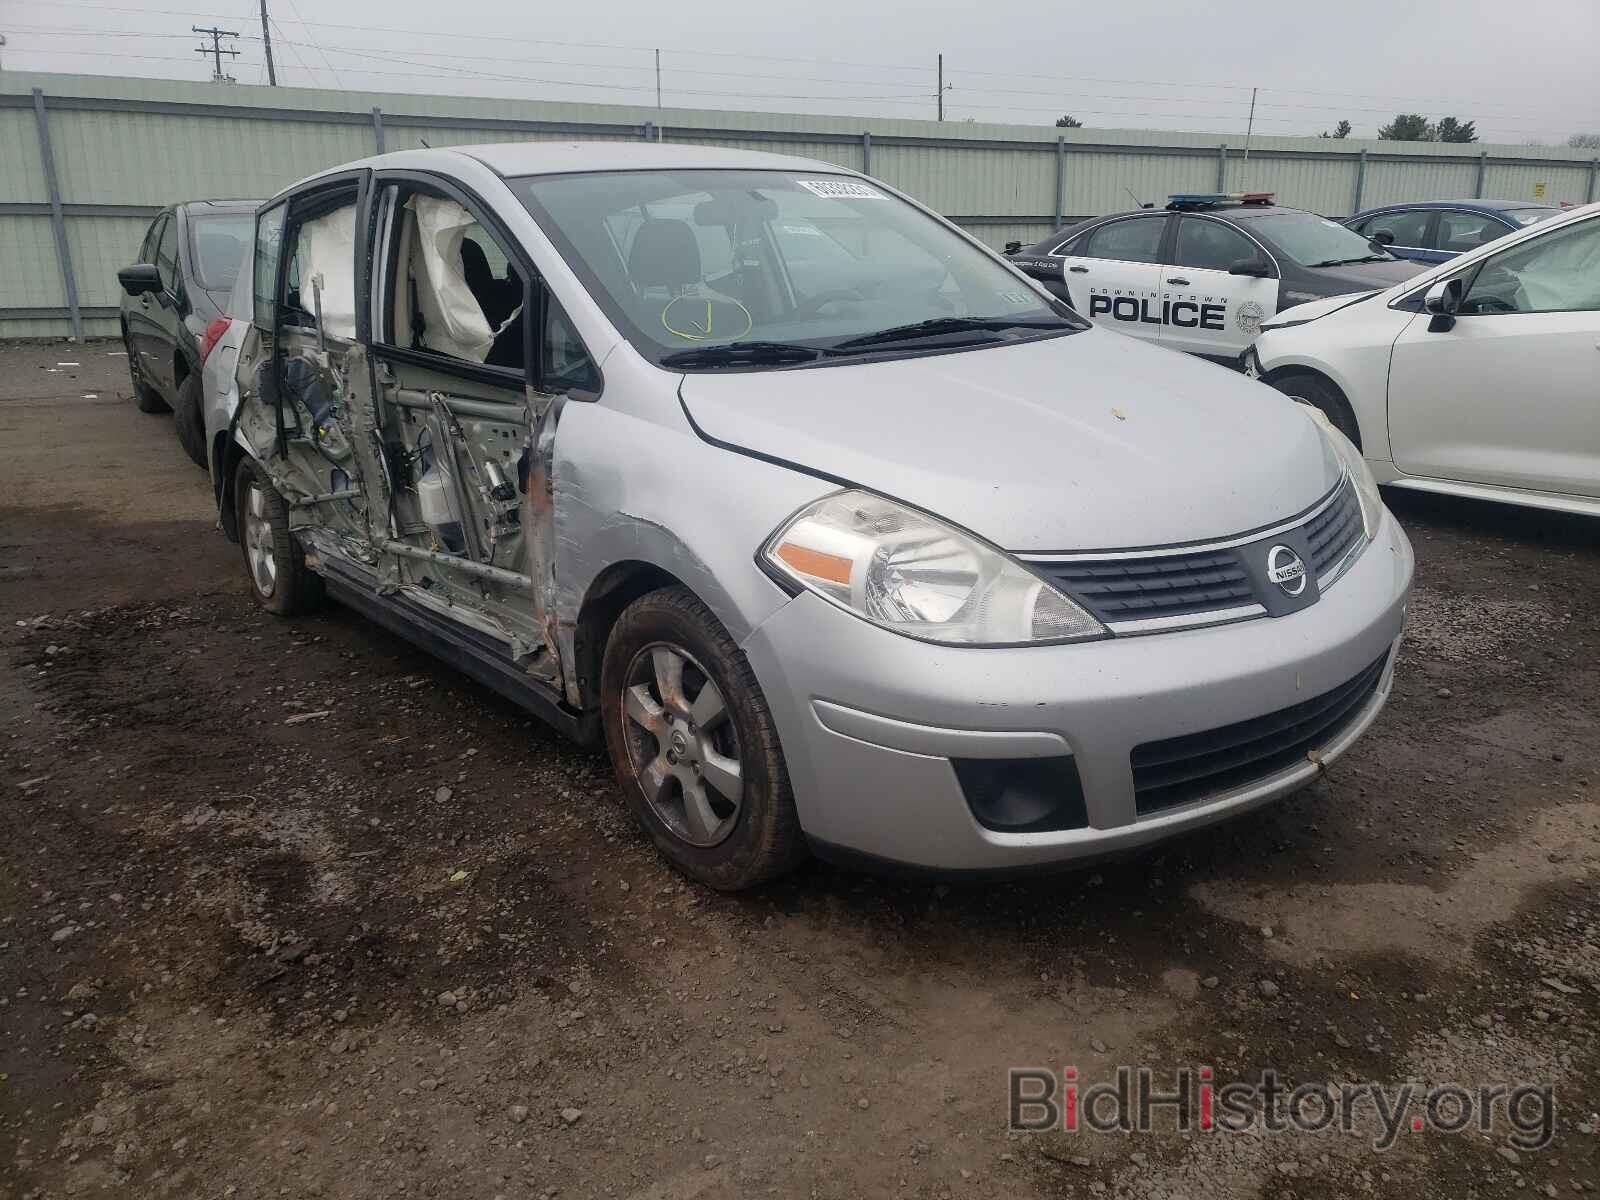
[741,511,1413,872]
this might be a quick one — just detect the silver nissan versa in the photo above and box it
[220,143,1413,889]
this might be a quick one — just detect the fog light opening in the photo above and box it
[953,756,1088,833]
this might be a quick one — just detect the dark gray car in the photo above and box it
[1007,197,1427,363]
[118,199,258,466]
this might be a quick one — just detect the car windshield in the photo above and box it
[1248,213,1395,268]
[510,169,1078,368]
[188,213,255,292]
[1508,207,1563,226]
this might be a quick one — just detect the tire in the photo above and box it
[235,458,324,616]
[601,586,805,890]
[173,372,207,468]
[1269,371,1362,451]
[126,333,170,414]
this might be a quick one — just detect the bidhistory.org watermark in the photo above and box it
[1009,1066,1556,1152]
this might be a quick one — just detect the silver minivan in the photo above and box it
[220,143,1413,889]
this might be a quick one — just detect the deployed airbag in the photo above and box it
[298,206,358,340]
[408,195,495,362]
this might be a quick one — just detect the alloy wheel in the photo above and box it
[243,481,278,598]
[619,642,744,847]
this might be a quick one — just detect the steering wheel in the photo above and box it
[790,289,865,319]
[1466,295,1518,314]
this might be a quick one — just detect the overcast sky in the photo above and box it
[6,0,1599,145]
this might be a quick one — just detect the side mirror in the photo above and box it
[1423,277,1463,331]
[1228,257,1273,278]
[1004,240,1023,255]
[118,263,162,297]
[1369,229,1395,246]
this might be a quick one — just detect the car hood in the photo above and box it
[1309,258,1426,291]
[1265,289,1380,328]
[676,330,1341,553]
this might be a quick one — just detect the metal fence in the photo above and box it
[4,70,1598,340]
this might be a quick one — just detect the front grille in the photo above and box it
[1038,550,1254,622]
[1024,476,1361,629]
[1130,652,1388,814]
[1304,480,1363,577]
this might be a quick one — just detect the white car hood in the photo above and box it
[678,328,1340,553]
[1266,290,1380,327]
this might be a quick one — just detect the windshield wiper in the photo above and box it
[659,340,826,369]
[1306,254,1391,268]
[831,316,1068,352]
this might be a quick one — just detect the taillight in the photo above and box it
[199,317,231,365]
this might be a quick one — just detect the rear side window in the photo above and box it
[1080,217,1166,263]
[1173,217,1258,272]
[1435,211,1504,255]
[189,214,254,292]
[1361,209,1431,248]
[281,195,359,339]
[253,202,288,329]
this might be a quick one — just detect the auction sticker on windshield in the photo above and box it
[796,179,885,200]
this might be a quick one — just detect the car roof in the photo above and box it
[291,141,852,190]
[177,198,262,213]
[1025,203,1314,250]
[270,142,863,209]
[457,140,849,177]
[1355,198,1553,215]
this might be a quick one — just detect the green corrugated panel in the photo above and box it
[5,69,1598,339]
[0,217,66,308]
[0,109,49,203]
[66,215,153,309]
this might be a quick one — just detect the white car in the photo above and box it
[1246,202,1600,517]
[201,236,255,507]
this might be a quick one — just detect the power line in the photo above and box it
[11,3,1597,129]
[276,0,340,88]
[7,44,1587,138]
[267,16,319,86]
[6,3,1595,136]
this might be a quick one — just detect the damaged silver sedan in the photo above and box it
[219,143,1412,889]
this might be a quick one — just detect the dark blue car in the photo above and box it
[1344,199,1562,264]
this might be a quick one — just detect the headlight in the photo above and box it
[1300,405,1383,541]
[762,491,1106,646]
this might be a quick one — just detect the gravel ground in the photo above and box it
[1,340,1596,1200]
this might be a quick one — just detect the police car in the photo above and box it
[1007,194,1427,363]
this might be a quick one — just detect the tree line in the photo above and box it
[1056,112,1600,147]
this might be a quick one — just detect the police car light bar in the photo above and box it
[1167,192,1275,209]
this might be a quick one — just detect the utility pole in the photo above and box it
[192,25,240,83]
[654,48,661,111]
[1242,86,1258,167]
[259,0,277,85]
[937,53,944,122]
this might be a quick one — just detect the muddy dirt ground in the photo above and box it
[1,340,1596,1200]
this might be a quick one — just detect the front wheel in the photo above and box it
[235,459,323,616]
[1268,371,1362,451]
[601,586,805,890]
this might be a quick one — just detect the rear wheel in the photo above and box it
[1269,371,1362,450]
[601,586,805,890]
[173,372,207,468]
[125,332,169,414]
[235,459,323,616]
